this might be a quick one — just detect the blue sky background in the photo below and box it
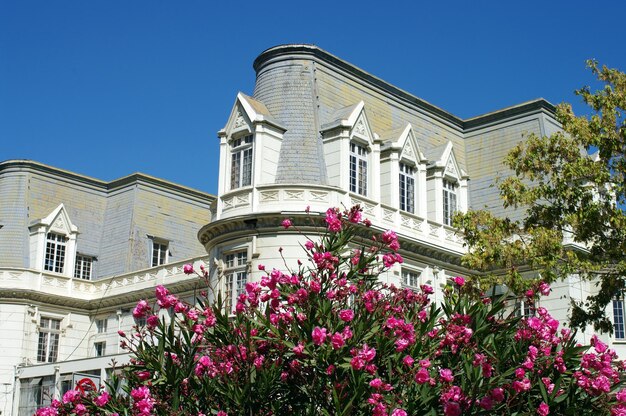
[2,1,625,195]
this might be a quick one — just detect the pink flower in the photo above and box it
[539,282,551,296]
[592,335,608,353]
[281,218,293,229]
[537,402,550,416]
[391,409,407,416]
[403,355,415,367]
[183,264,194,274]
[439,368,454,383]
[452,276,465,287]
[616,389,626,403]
[331,332,345,349]
[62,389,80,404]
[147,315,159,328]
[94,391,110,407]
[312,327,327,345]
[369,378,383,389]
[415,368,430,384]
[339,309,354,322]
[132,300,150,318]
[325,208,342,232]
[490,387,505,402]
[443,401,462,416]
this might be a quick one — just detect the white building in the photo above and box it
[0,160,215,415]
[199,44,616,357]
[1,44,620,415]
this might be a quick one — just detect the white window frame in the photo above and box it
[401,268,420,291]
[37,317,61,363]
[443,179,458,226]
[95,318,107,334]
[44,233,67,273]
[614,298,625,339]
[151,240,169,267]
[515,298,535,318]
[350,142,368,196]
[74,254,93,280]
[223,250,248,313]
[94,341,106,357]
[230,134,253,190]
[399,162,416,213]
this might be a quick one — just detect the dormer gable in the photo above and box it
[29,204,79,235]
[321,101,381,200]
[321,101,378,147]
[28,204,79,277]
[381,123,426,164]
[220,92,286,138]
[425,141,468,181]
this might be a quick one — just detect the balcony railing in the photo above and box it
[218,184,465,253]
[0,256,210,300]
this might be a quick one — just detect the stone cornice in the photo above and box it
[199,212,466,267]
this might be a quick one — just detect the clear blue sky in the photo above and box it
[2,1,625,195]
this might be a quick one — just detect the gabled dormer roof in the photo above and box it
[220,92,285,137]
[380,123,426,163]
[425,141,468,179]
[29,203,79,234]
[321,101,364,131]
[321,101,378,145]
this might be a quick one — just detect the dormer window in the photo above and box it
[350,142,368,196]
[231,135,253,190]
[44,233,67,273]
[74,255,93,280]
[443,179,457,226]
[151,240,169,267]
[399,163,416,213]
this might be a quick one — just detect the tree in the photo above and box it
[456,60,626,333]
[36,206,626,416]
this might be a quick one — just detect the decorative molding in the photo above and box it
[236,193,250,206]
[51,215,67,233]
[402,140,415,159]
[309,191,328,202]
[234,110,247,129]
[354,117,367,136]
[260,191,279,202]
[285,190,304,200]
[445,158,457,177]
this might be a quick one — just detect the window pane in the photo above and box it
[152,242,168,267]
[242,148,253,186]
[38,318,61,363]
[45,233,66,273]
[231,152,241,189]
[614,299,625,339]
[224,250,247,313]
[350,154,357,192]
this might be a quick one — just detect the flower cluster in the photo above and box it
[36,205,624,416]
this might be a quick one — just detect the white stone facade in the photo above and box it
[2,44,623,415]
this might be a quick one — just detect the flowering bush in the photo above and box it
[38,206,626,415]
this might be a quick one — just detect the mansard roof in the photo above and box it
[249,44,556,187]
[253,44,556,130]
[0,160,216,202]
